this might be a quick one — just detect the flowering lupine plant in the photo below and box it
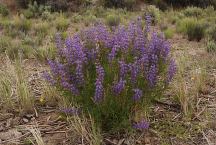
[44,16,176,132]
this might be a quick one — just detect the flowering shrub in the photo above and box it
[44,16,176,132]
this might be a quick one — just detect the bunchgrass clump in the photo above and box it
[0,36,12,53]
[13,15,32,32]
[15,59,34,113]
[33,21,49,37]
[0,70,14,111]
[176,18,205,41]
[45,17,176,132]
[206,41,216,53]
[186,21,205,41]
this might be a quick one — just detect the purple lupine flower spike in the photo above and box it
[147,64,157,87]
[119,60,129,78]
[145,15,152,34]
[133,120,149,130]
[94,64,105,103]
[132,89,143,101]
[166,59,177,83]
[75,60,85,85]
[113,78,126,95]
[60,107,80,115]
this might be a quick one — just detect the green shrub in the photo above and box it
[164,28,175,39]
[186,21,205,41]
[183,7,203,17]
[0,3,9,16]
[146,5,160,25]
[206,40,216,53]
[55,14,70,31]
[105,14,121,27]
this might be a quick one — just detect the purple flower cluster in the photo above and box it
[133,120,149,130]
[45,16,176,106]
[44,16,177,132]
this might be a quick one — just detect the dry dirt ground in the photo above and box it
[0,33,216,144]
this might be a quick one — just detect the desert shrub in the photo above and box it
[44,17,177,132]
[186,21,205,41]
[164,28,175,39]
[145,0,168,11]
[55,14,69,31]
[183,6,203,17]
[145,5,160,25]
[206,40,216,53]
[100,0,136,10]
[105,14,121,27]
[0,3,9,16]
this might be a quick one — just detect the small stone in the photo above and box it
[31,117,35,121]
[0,129,22,141]
[23,118,29,123]
[25,114,34,119]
